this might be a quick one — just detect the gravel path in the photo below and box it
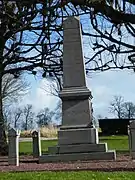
[0,154,135,172]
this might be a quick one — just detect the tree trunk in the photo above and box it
[14,119,17,129]
[0,77,8,155]
[0,9,8,155]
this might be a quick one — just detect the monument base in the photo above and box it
[39,128,116,163]
[58,128,99,145]
[39,151,116,163]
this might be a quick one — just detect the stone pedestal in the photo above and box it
[59,87,92,128]
[39,16,116,163]
[58,128,98,145]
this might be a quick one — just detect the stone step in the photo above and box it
[48,143,108,154]
[39,151,116,163]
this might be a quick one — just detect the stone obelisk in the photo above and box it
[58,16,97,145]
[59,16,93,129]
[39,17,116,163]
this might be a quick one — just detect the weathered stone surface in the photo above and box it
[32,130,41,158]
[58,128,98,145]
[8,128,20,166]
[39,151,116,163]
[128,121,135,159]
[60,99,92,128]
[63,16,86,88]
[129,121,135,152]
[48,143,108,154]
[60,16,93,128]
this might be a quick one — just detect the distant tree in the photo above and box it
[109,95,124,119]
[3,108,12,131]
[109,96,135,119]
[36,107,55,127]
[13,107,23,129]
[122,102,135,119]
[22,104,34,130]
[2,73,29,129]
[41,76,62,97]
[2,73,30,106]
[41,77,62,125]
[54,100,62,124]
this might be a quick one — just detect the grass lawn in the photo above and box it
[100,135,128,151]
[0,171,135,180]
[19,140,57,155]
[19,135,128,155]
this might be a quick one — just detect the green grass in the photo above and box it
[100,135,128,151]
[0,171,135,180]
[19,136,129,155]
[19,140,57,155]
[19,142,32,155]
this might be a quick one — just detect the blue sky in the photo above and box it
[89,70,135,118]
[19,69,135,120]
[15,13,135,120]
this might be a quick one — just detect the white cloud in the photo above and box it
[20,78,59,113]
[20,69,135,119]
[86,70,135,118]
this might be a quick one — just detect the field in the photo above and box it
[0,171,135,180]
[19,135,129,155]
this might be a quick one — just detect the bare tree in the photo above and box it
[54,100,62,124]
[70,0,135,72]
[3,107,12,131]
[109,96,135,119]
[40,75,63,124]
[13,107,23,129]
[2,73,30,129]
[40,75,63,97]
[22,104,34,131]
[36,107,55,127]
[2,73,30,105]
[109,95,124,118]
[0,1,63,154]
[122,102,135,119]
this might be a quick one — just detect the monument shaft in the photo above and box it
[63,16,86,87]
[60,16,92,128]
